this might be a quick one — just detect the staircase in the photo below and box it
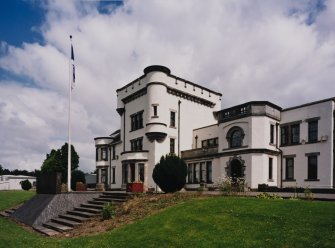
[34,191,131,236]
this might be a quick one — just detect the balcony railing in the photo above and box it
[181,147,218,160]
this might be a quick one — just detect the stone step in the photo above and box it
[102,192,130,198]
[88,200,107,205]
[51,217,81,227]
[5,209,16,215]
[58,213,89,223]
[34,225,60,237]
[67,210,97,218]
[43,221,73,233]
[74,206,101,214]
[93,198,113,202]
[81,203,103,210]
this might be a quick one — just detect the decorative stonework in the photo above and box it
[225,156,246,177]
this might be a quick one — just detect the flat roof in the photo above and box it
[283,97,335,112]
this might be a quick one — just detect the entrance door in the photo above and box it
[230,159,242,181]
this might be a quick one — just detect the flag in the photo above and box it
[70,36,76,89]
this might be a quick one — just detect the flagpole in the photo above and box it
[67,35,73,192]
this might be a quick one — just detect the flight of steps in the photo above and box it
[34,191,131,236]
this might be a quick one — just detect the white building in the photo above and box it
[0,175,36,190]
[95,65,334,190]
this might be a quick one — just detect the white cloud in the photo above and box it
[0,0,335,172]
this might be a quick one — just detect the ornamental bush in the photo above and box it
[102,202,115,220]
[152,154,187,193]
[21,179,32,191]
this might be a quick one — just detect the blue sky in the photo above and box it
[0,0,335,173]
[0,0,44,46]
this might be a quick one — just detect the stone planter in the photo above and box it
[127,182,144,193]
[96,183,105,191]
[75,182,87,191]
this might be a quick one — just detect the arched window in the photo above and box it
[226,126,245,148]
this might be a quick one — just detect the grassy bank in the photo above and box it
[0,191,334,247]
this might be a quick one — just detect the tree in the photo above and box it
[71,170,86,190]
[152,154,187,193]
[21,179,32,191]
[41,143,80,183]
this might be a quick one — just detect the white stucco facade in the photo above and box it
[95,65,334,190]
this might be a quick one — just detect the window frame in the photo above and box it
[308,120,318,143]
[268,157,273,180]
[170,111,176,127]
[307,155,318,180]
[130,110,144,131]
[285,157,294,180]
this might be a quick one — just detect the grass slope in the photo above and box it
[1,193,334,248]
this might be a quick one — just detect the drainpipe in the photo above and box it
[178,100,181,157]
[276,122,283,188]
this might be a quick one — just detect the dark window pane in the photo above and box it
[170,111,176,127]
[231,130,242,147]
[206,161,212,183]
[308,121,318,142]
[269,158,273,180]
[291,124,300,144]
[307,156,317,180]
[286,158,294,180]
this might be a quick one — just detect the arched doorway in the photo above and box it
[230,159,242,180]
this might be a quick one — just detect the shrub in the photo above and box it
[256,192,283,200]
[102,202,115,220]
[152,154,187,193]
[21,179,32,191]
[216,176,246,195]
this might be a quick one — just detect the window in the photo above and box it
[122,164,128,184]
[200,162,205,182]
[130,163,135,182]
[308,120,318,143]
[206,161,212,183]
[170,111,176,127]
[188,161,212,184]
[202,138,218,148]
[112,167,116,184]
[130,111,144,131]
[188,164,193,183]
[281,126,288,145]
[112,145,116,160]
[268,158,273,180]
[281,123,301,146]
[291,124,300,144]
[130,137,143,151]
[170,138,175,154]
[270,124,275,144]
[193,163,198,183]
[227,127,244,148]
[101,147,108,161]
[152,105,158,117]
[139,163,145,182]
[285,158,294,180]
[307,156,318,180]
[231,130,242,147]
[96,148,98,161]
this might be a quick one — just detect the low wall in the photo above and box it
[12,192,101,227]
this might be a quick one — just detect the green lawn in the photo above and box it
[1,191,334,248]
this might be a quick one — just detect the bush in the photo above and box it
[71,170,86,190]
[152,154,187,193]
[20,179,32,191]
[256,192,283,200]
[216,176,246,195]
[102,202,115,220]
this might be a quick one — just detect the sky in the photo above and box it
[0,0,334,173]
